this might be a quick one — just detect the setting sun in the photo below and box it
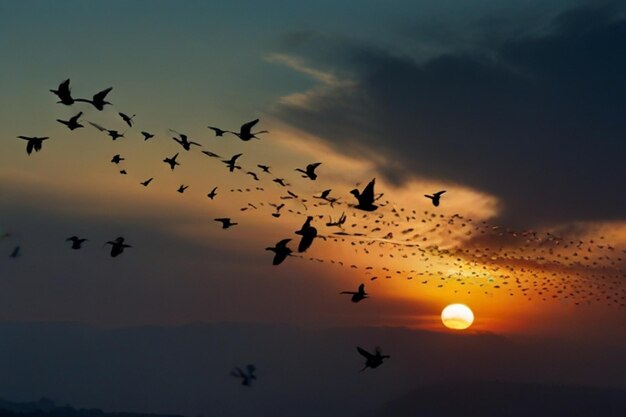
[441,304,475,330]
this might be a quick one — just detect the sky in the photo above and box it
[0,0,625,415]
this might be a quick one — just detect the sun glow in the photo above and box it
[441,304,475,330]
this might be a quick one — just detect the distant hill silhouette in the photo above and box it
[362,381,626,417]
[0,397,184,417]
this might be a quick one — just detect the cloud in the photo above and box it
[271,4,626,227]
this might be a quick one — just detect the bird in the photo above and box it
[295,216,317,253]
[351,178,378,211]
[222,153,243,172]
[273,178,288,187]
[340,283,368,303]
[215,218,238,229]
[314,189,339,207]
[163,153,180,170]
[111,154,125,164]
[326,212,347,227]
[266,239,292,265]
[357,346,390,371]
[172,132,201,151]
[50,79,74,105]
[257,164,271,174]
[232,119,268,141]
[207,187,218,200]
[246,171,259,181]
[66,236,88,250]
[17,136,49,155]
[208,126,231,137]
[88,122,124,140]
[269,203,285,218]
[76,86,113,110]
[177,184,188,193]
[202,150,222,158]
[141,131,154,141]
[425,190,446,207]
[56,112,83,130]
[140,178,154,187]
[105,237,131,257]
[9,246,21,259]
[230,365,256,387]
[119,112,135,127]
[119,170,127,175]
[295,162,322,180]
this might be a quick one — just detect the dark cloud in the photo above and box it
[274,5,626,227]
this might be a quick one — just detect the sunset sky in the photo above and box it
[0,1,625,416]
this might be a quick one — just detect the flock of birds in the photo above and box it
[4,78,626,385]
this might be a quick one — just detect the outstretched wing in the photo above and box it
[240,119,259,134]
[361,178,376,202]
[93,87,113,102]
[88,121,107,132]
[357,346,374,359]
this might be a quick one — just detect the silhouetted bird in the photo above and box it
[140,178,154,187]
[295,162,322,180]
[314,189,339,207]
[341,283,368,303]
[425,190,446,207]
[88,122,125,140]
[215,218,238,229]
[50,79,74,105]
[207,187,218,199]
[232,119,268,141]
[66,236,88,250]
[357,346,389,371]
[57,112,83,130]
[119,170,127,175]
[9,246,21,259]
[273,178,288,187]
[295,216,317,252]
[105,237,131,257]
[230,365,256,387]
[177,185,188,193]
[208,126,231,137]
[202,150,222,158]
[327,212,347,227]
[111,154,125,164]
[172,133,201,151]
[17,136,49,155]
[266,239,292,265]
[269,203,285,218]
[246,171,259,181]
[119,112,135,127]
[163,153,180,170]
[141,131,154,141]
[76,87,113,110]
[257,164,271,174]
[222,153,243,172]
[351,178,378,211]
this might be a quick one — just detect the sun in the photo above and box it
[441,304,474,330]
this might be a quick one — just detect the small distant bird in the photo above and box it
[230,365,256,387]
[295,216,317,253]
[66,236,88,250]
[172,132,201,151]
[357,346,389,371]
[88,122,124,140]
[9,246,21,259]
[163,153,180,170]
[269,203,285,218]
[105,237,131,257]
[76,86,113,110]
[119,170,127,175]
[222,153,243,172]
[326,212,347,227]
[50,79,74,105]
[295,162,322,180]
[273,178,288,187]
[351,178,378,211]
[208,126,231,137]
[340,283,368,303]
[215,218,238,229]
[207,187,218,199]
[140,178,154,187]
[232,119,268,141]
[177,184,188,193]
[17,136,49,155]
[141,131,154,141]
[56,112,83,130]
[246,171,259,181]
[111,154,125,164]
[266,239,292,265]
[202,150,222,158]
[257,164,271,174]
[119,112,135,127]
[314,189,339,207]
[424,190,446,207]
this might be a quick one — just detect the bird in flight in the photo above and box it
[202,150,222,158]
[257,164,271,174]
[295,216,317,253]
[163,153,180,170]
[424,190,446,207]
[9,246,21,259]
[326,212,347,227]
[141,131,154,141]
[66,236,88,250]
[266,239,292,265]
[230,365,257,387]
[119,112,135,127]
[351,178,378,211]
[340,283,368,303]
[357,346,390,371]
[171,132,201,151]
[269,203,285,218]
[88,122,125,140]
[17,136,49,155]
[56,111,83,130]
[222,153,243,172]
[232,119,269,141]
[246,171,259,181]
[50,79,74,105]
[295,162,322,180]
[111,154,125,164]
[215,218,238,229]
[177,184,189,194]
[76,86,113,110]
[105,237,131,257]
[140,178,154,187]
[208,126,231,137]
[314,189,339,207]
[207,187,218,200]
[273,178,288,187]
